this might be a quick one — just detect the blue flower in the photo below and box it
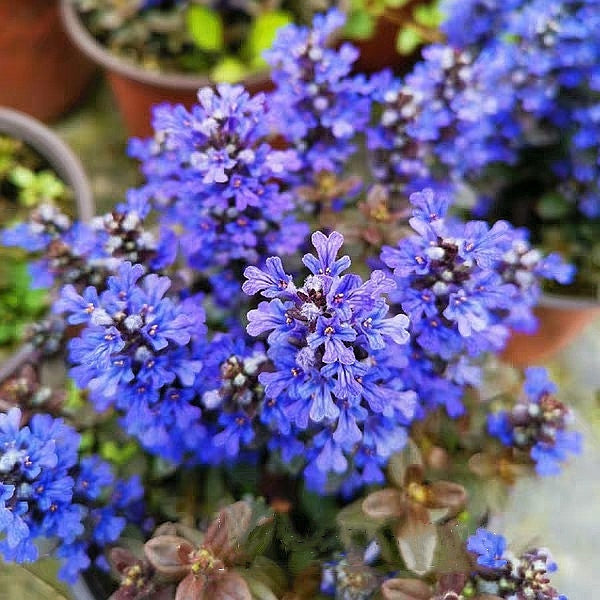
[303,231,352,277]
[467,528,508,569]
[242,257,295,298]
[466,528,568,599]
[128,83,308,281]
[61,263,205,461]
[75,456,114,501]
[265,10,371,211]
[244,230,415,491]
[381,188,572,418]
[308,315,357,365]
[487,367,581,475]
[0,388,147,584]
[531,431,583,477]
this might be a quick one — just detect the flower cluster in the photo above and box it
[378,527,567,600]
[442,0,600,218]
[1,200,168,291]
[321,545,382,599]
[380,189,573,416]
[243,230,417,493]
[56,262,206,461]
[0,408,143,582]
[195,332,270,464]
[488,367,582,475]
[440,0,523,49]
[128,84,308,287]
[367,45,515,198]
[265,10,371,209]
[467,528,567,599]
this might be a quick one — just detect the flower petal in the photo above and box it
[144,535,192,578]
[210,571,252,600]
[205,501,252,560]
[362,489,405,520]
[396,518,437,576]
[381,578,431,600]
[176,573,206,600]
[426,481,467,512]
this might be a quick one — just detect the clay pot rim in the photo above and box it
[60,0,271,92]
[0,106,94,221]
[0,107,94,383]
[539,292,600,311]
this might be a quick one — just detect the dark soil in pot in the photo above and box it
[60,0,272,138]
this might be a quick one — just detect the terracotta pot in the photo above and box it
[349,0,430,74]
[60,0,272,138]
[502,294,600,367]
[0,107,94,375]
[0,0,96,122]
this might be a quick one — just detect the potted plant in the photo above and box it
[0,10,578,600]
[0,107,93,373]
[0,0,96,122]
[60,0,309,137]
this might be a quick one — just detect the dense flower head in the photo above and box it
[380,189,573,416]
[467,528,508,570]
[243,230,417,493]
[128,83,308,276]
[194,332,270,464]
[0,408,143,582]
[1,201,168,292]
[367,46,516,195]
[467,528,567,599]
[321,545,382,600]
[265,10,371,207]
[435,0,600,218]
[56,262,206,460]
[440,0,524,49]
[1,203,101,290]
[487,367,582,475]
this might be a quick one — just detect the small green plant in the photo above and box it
[0,134,70,355]
[343,0,443,55]
[0,134,71,222]
[74,0,298,81]
[0,258,48,352]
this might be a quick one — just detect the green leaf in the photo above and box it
[243,557,287,599]
[185,5,224,53]
[211,57,248,83]
[537,193,570,220]
[79,431,95,453]
[396,26,423,55]
[35,171,66,200]
[244,519,276,560]
[386,0,412,7]
[101,440,139,466]
[413,3,443,28]
[344,11,376,39]
[9,165,35,188]
[246,11,293,64]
